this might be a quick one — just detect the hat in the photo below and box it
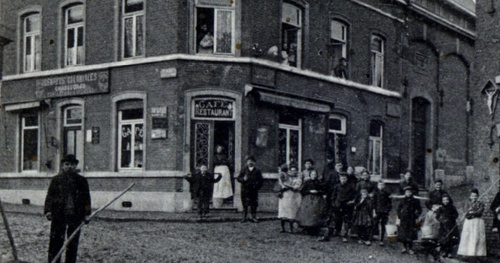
[470,188,479,195]
[279,163,289,172]
[61,154,79,164]
[434,179,443,184]
[303,158,314,165]
[403,186,414,192]
[246,155,256,162]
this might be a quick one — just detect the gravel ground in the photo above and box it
[2,213,438,263]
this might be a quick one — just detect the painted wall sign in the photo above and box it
[35,70,109,99]
[192,98,234,120]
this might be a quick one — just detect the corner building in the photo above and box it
[0,0,474,213]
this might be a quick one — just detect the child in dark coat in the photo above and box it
[397,186,422,255]
[353,188,374,246]
[184,164,222,220]
[371,180,392,246]
[437,194,459,258]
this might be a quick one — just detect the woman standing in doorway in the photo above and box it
[212,145,233,208]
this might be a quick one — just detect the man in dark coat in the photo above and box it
[399,169,419,195]
[184,164,222,219]
[371,180,392,246]
[425,179,450,209]
[44,154,91,263]
[236,156,263,223]
[320,154,339,209]
[330,173,357,242]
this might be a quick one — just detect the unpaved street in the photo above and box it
[0,213,438,263]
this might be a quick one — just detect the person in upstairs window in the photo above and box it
[334,57,348,79]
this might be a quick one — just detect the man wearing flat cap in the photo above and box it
[44,154,91,263]
[236,156,263,223]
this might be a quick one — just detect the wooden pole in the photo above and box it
[0,197,19,261]
[50,183,135,263]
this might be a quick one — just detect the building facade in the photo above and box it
[0,0,474,213]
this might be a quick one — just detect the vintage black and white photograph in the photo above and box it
[1,0,499,262]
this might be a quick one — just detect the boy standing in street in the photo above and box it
[44,154,91,263]
[371,180,392,246]
[184,164,222,220]
[237,156,264,223]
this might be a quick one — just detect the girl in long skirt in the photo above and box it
[457,188,487,257]
[296,170,327,234]
[277,164,302,233]
[212,145,233,208]
[437,194,459,258]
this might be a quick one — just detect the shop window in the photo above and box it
[368,120,383,176]
[64,4,85,66]
[281,2,302,67]
[21,112,39,171]
[122,0,145,58]
[23,13,41,72]
[195,0,235,55]
[118,100,144,170]
[278,111,301,168]
[327,114,347,167]
[371,34,385,88]
[63,106,84,169]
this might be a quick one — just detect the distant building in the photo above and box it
[0,0,474,213]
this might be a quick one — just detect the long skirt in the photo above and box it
[278,190,302,220]
[212,165,233,199]
[296,194,327,227]
[457,218,487,256]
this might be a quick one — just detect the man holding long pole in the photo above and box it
[44,154,91,263]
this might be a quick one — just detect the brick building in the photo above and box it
[0,0,474,213]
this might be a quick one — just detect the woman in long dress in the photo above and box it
[296,170,327,234]
[278,164,303,233]
[457,188,487,257]
[212,145,233,208]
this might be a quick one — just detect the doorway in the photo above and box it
[411,97,431,187]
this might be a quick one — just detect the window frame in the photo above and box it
[281,2,302,67]
[330,19,348,60]
[194,3,236,55]
[64,4,85,66]
[368,121,383,177]
[122,0,146,59]
[20,113,40,172]
[23,13,42,73]
[117,106,145,171]
[278,119,302,171]
[370,34,385,88]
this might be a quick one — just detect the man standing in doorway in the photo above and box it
[44,154,91,263]
[237,156,264,223]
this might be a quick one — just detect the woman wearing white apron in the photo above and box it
[457,188,487,257]
[212,145,233,208]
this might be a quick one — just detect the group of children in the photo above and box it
[276,159,494,261]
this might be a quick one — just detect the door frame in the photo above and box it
[184,89,242,205]
[56,99,85,172]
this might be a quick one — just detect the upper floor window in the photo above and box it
[23,13,41,72]
[21,112,39,172]
[123,0,145,58]
[65,4,85,66]
[330,19,348,78]
[371,34,385,87]
[195,0,235,55]
[281,2,302,67]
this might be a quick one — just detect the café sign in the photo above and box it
[192,98,234,120]
[35,70,109,99]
